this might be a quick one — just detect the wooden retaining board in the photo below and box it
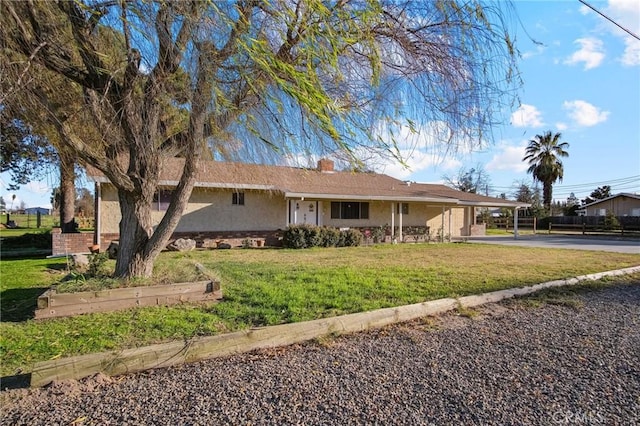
[35,280,221,319]
[30,266,640,387]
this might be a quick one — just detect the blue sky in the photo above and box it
[374,0,640,202]
[2,0,639,209]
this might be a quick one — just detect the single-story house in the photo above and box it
[87,158,529,248]
[578,193,640,217]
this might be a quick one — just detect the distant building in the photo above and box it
[24,207,51,215]
[578,193,640,217]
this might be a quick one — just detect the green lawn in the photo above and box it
[1,243,639,377]
[1,214,57,231]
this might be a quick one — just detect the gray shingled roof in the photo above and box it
[87,158,528,208]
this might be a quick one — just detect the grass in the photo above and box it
[1,214,57,231]
[1,243,639,377]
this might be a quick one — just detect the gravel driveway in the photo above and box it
[2,282,639,425]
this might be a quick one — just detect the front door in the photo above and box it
[289,200,320,226]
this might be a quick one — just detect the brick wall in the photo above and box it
[469,224,486,236]
[99,230,284,250]
[51,228,96,255]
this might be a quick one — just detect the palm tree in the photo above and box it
[523,131,569,211]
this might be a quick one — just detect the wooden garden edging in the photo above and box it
[30,266,640,387]
[35,280,222,319]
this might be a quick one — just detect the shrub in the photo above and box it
[604,210,621,230]
[320,227,341,247]
[304,225,322,248]
[284,225,364,248]
[1,230,51,249]
[283,225,308,248]
[341,228,363,247]
[88,252,110,277]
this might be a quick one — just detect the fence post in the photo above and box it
[533,217,537,234]
[37,211,42,228]
[548,222,551,234]
[582,223,586,235]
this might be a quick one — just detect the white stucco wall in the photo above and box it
[99,186,468,236]
[99,185,287,234]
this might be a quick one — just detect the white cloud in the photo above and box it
[511,104,543,128]
[564,38,605,70]
[621,36,640,66]
[594,1,640,67]
[377,150,461,180]
[486,143,529,173]
[607,0,640,32]
[555,122,568,131]
[563,100,610,126]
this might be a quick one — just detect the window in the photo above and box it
[396,203,409,215]
[330,201,369,219]
[232,192,245,205]
[153,189,173,211]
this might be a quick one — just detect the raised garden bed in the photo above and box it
[35,280,222,319]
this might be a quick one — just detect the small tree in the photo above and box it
[603,210,620,231]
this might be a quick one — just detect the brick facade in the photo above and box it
[51,228,96,255]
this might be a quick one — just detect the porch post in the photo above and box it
[94,182,101,247]
[286,199,290,227]
[448,206,452,239]
[441,205,445,242]
[391,203,395,241]
[514,207,519,239]
[399,205,403,243]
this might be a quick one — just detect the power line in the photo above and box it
[490,175,640,191]
[578,0,640,41]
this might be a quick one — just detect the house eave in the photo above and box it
[87,177,278,192]
[284,192,458,203]
[459,201,531,208]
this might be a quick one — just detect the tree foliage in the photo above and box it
[582,185,612,205]
[1,0,521,278]
[443,165,492,194]
[0,117,57,191]
[523,131,569,210]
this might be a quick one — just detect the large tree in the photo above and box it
[1,1,520,278]
[523,131,569,211]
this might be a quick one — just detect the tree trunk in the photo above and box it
[59,152,76,233]
[114,190,156,278]
[543,182,552,212]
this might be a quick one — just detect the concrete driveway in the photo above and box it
[461,233,640,254]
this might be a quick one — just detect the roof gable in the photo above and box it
[581,192,640,208]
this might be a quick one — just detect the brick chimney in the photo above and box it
[317,158,334,173]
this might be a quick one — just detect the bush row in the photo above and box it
[283,225,363,249]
